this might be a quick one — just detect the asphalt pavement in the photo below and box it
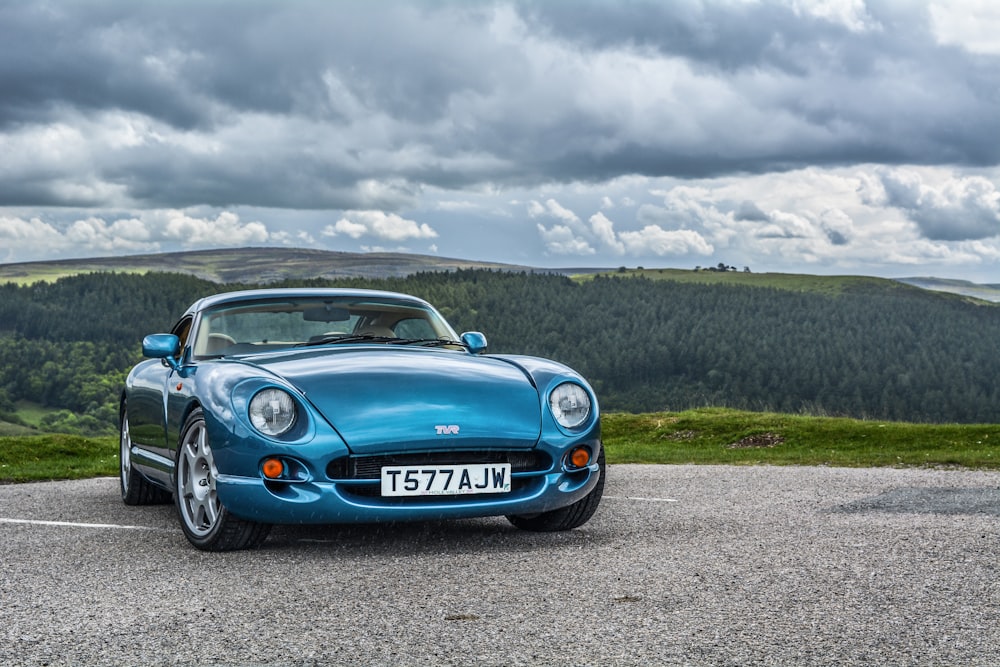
[1,465,998,666]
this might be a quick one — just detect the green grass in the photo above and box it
[575,268,926,297]
[0,268,147,286]
[0,421,39,437]
[0,434,118,483]
[0,247,525,285]
[13,400,55,429]
[603,408,1000,468]
[2,408,999,483]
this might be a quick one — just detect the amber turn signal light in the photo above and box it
[262,458,285,479]
[569,447,591,468]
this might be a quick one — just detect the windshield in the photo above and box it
[192,296,460,357]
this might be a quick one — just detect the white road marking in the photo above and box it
[1,499,676,533]
[0,517,169,531]
[604,495,678,503]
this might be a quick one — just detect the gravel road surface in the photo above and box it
[1,465,998,666]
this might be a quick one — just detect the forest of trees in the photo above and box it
[3,269,1000,435]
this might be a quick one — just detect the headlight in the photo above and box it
[549,382,591,429]
[249,388,297,436]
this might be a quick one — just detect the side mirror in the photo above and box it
[142,334,182,371]
[461,331,487,354]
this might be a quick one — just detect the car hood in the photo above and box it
[240,347,541,454]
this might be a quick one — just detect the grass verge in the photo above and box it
[603,408,999,468]
[0,434,118,483]
[1,408,998,483]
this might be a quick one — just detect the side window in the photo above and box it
[171,316,193,351]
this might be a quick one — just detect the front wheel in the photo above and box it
[506,448,606,532]
[174,408,271,551]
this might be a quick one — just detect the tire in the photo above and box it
[506,448,606,532]
[174,408,271,551]
[120,404,171,505]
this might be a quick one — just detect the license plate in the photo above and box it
[380,464,512,497]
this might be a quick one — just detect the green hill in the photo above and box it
[583,267,995,302]
[0,247,532,285]
[897,277,1000,303]
[3,255,1000,435]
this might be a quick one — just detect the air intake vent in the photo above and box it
[327,450,550,480]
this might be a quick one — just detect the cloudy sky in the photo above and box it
[3,0,1000,281]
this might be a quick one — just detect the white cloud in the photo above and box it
[325,218,368,239]
[526,200,545,218]
[531,198,598,255]
[322,210,438,242]
[536,223,594,256]
[433,200,480,212]
[618,226,714,257]
[754,211,817,240]
[65,216,156,252]
[793,0,882,32]
[535,199,717,258]
[161,210,269,246]
[930,0,1000,54]
[875,168,1000,241]
[528,198,581,226]
[514,166,1000,278]
[589,212,625,255]
[0,216,63,243]
[0,209,280,261]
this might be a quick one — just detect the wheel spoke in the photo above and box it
[120,418,131,487]
[177,418,221,537]
[202,495,218,526]
[181,473,195,499]
[194,503,207,529]
[183,447,197,472]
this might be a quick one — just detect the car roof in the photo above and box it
[185,288,433,316]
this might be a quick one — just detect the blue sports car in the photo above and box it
[120,288,604,550]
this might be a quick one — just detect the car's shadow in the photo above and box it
[261,515,609,556]
[135,489,612,556]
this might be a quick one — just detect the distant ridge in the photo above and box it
[3,247,999,302]
[896,277,1000,303]
[0,247,537,284]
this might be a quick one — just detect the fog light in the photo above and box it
[262,458,285,479]
[569,447,591,468]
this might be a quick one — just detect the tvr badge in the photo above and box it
[435,424,460,435]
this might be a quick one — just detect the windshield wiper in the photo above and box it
[295,334,397,347]
[389,338,467,348]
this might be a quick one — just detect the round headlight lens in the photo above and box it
[249,388,297,436]
[549,382,591,429]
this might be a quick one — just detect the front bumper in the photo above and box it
[215,459,601,525]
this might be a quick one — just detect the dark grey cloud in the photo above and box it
[0,2,496,129]
[516,0,867,73]
[823,227,849,246]
[735,200,770,222]
[0,3,215,129]
[878,170,1000,241]
[2,0,1000,215]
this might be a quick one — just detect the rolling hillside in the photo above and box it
[0,247,533,285]
[4,248,998,303]
[897,277,1000,303]
[4,264,1000,437]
